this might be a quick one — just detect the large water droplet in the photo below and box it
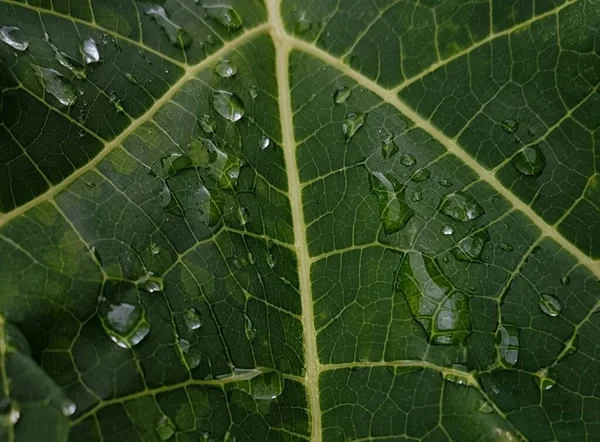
[198,114,216,133]
[512,145,546,177]
[333,86,352,104]
[452,230,489,261]
[81,38,100,64]
[32,65,78,106]
[155,415,176,440]
[497,325,519,367]
[145,5,193,49]
[396,252,471,345]
[538,294,562,317]
[215,59,237,78]
[411,168,430,182]
[342,113,366,142]
[203,5,243,30]
[248,371,284,401]
[0,399,20,426]
[501,118,519,134]
[441,224,455,236]
[0,26,29,51]
[371,172,414,234]
[183,307,202,331]
[61,399,76,417]
[400,154,416,166]
[439,192,484,222]
[212,90,245,122]
[99,300,151,349]
[259,135,271,150]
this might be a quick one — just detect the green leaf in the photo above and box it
[0,0,599,441]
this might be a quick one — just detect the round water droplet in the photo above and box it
[400,154,416,166]
[248,371,284,401]
[342,112,366,142]
[441,224,455,236]
[452,230,489,262]
[198,114,216,133]
[0,399,20,426]
[140,280,162,294]
[535,376,556,391]
[155,415,176,440]
[475,398,494,414]
[538,294,562,317]
[183,307,202,330]
[439,192,484,222]
[215,59,237,78]
[212,90,245,122]
[501,118,519,134]
[411,168,430,182]
[0,26,30,51]
[333,86,352,104]
[259,136,271,150]
[512,145,545,177]
[61,399,76,417]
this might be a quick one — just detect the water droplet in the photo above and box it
[150,243,160,255]
[145,5,193,49]
[183,307,202,330]
[441,224,455,236]
[501,118,519,134]
[411,168,430,182]
[198,114,216,133]
[140,279,162,294]
[99,301,151,349]
[295,16,313,35]
[125,73,138,85]
[381,137,399,160]
[43,35,87,79]
[412,192,422,202]
[342,112,366,142]
[475,398,494,414]
[443,372,469,386]
[0,399,20,426]
[497,325,519,367]
[371,172,414,234]
[249,86,258,99]
[61,399,76,417]
[439,192,484,222]
[535,376,556,391]
[259,135,271,150]
[237,206,250,226]
[498,242,514,252]
[215,59,237,78]
[452,230,489,261]
[560,275,571,286]
[396,252,471,345]
[212,90,245,122]
[400,154,416,166]
[203,5,243,30]
[538,294,562,317]
[266,253,276,269]
[438,179,452,188]
[155,415,176,440]
[0,26,29,51]
[81,38,100,64]
[333,86,352,104]
[222,158,241,189]
[244,315,256,342]
[158,153,193,178]
[248,371,284,401]
[512,145,546,177]
[32,65,78,106]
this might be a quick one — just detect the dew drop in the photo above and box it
[475,398,494,414]
[249,86,258,99]
[497,325,519,367]
[452,230,489,262]
[140,279,162,294]
[441,224,455,236]
[99,301,151,349]
[125,73,138,85]
[412,192,422,202]
[342,112,366,142]
[183,307,202,330]
[259,135,271,150]
[0,399,20,426]
[400,154,416,166]
[215,59,237,78]
[248,371,284,401]
[212,90,245,122]
[295,16,313,35]
[32,65,78,106]
[61,399,76,417]
[535,376,556,391]
[560,275,571,286]
[512,145,546,177]
[81,38,100,64]
[411,168,430,182]
[155,415,176,440]
[439,192,484,222]
[158,153,193,178]
[244,315,256,342]
[438,179,452,188]
[266,253,276,269]
[203,5,243,30]
[0,26,29,51]
[381,137,399,160]
[501,118,519,134]
[145,5,193,49]
[333,86,352,104]
[150,243,161,255]
[371,172,414,234]
[237,206,250,226]
[198,114,216,133]
[538,294,562,317]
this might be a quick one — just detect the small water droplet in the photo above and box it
[400,154,416,166]
[560,275,571,286]
[198,114,216,133]
[81,38,100,64]
[438,179,452,188]
[266,253,276,269]
[439,192,484,222]
[342,112,366,142]
[259,135,271,150]
[212,90,245,122]
[155,415,176,440]
[333,86,352,104]
[452,230,489,261]
[371,172,414,234]
[497,325,519,367]
[61,399,76,417]
[249,86,258,99]
[183,307,202,330]
[512,145,546,177]
[538,294,562,317]
[501,118,519,134]
[140,279,162,294]
[125,73,138,85]
[0,399,20,426]
[215,59,237,78]
[0,26,30,51]
[411,168,430,182]
[441,224,455,236]
[150,243,160,255]
[237,206,250,226]
[145,5,193,49]
[412,192,422,202]
[244,315,256,342]
[381,137,399,160]
[475,398,494,414]
[32,65,78,106]
[99,300,151,349]
[443,372,469,386]
[498,242,514,252]
[295,16,313,34]
[535,376,556,391]
[203,4,243,30]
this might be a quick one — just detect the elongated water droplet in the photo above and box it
[125,73,138,85]
[295,16,313,35]
[441,224,454,236]
[452,230,489,261]
[439,192,484,222]
[498,242,513,252]
[81,38,100,64]
[475,398,494,414]
[501,118,519,134]
[411,168,430,182]
[342,112,366,142]
[400,154,416,166]
[215,59,237,78]
[158,153,193,178]
[513,145,546,177]
[333,86,352,104]
[386,366,423,376]
[371,172,414,234]
[381,137,399,160]
[140,279,162,294]
[266,253,276,269]
[237,206,250,226]
[0,26,29,51]
[61,399,76,417]
[32,65,78,106]
[0,399,20,426]
[245,315,256,342]
[259,135,271,150]
[535,376,556,391]
[538,294,562,317]
[443,371,469,386]
[396,252,471,345]
[497,325,519,367]
[438,179,452,188]
[212,90,245,122]
[145,5,193,49]
[155,415,176,440]
[560,275,571,286]
[198,114,216,133]
[204,5,243,30]
[183,307,202,330]
[99,301,150,348]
